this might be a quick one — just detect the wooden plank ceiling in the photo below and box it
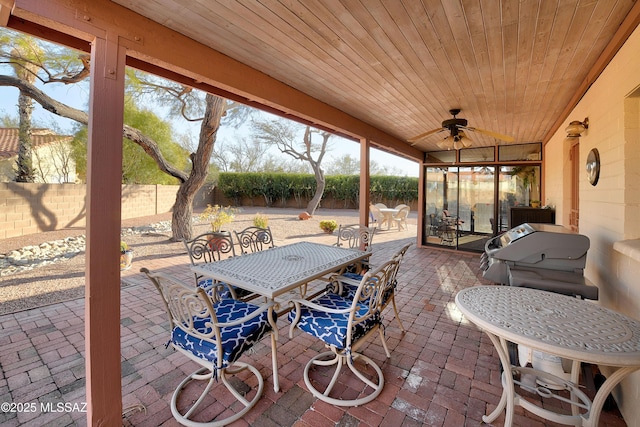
[112,0,636,152]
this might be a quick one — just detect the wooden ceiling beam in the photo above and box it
[0,0,13,27]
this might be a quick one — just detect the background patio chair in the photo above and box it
[334,224,376,274]
[334,224,376,250]
[183,231,250,300]
[369,204,387,228]
[142,268,278,427]
[438,210,463,244]
[392,204,410,230]
[287,259,399,406]
[234,226,275,254]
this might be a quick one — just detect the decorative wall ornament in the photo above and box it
[586,148,600,186]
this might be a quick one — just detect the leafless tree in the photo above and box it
[32,139,75,183]
[252,119,331,214]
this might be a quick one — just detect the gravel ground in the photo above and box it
[0,207,416,315]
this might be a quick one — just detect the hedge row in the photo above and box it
[217,172,418,208]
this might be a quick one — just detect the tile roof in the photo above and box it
[0,128,73,159]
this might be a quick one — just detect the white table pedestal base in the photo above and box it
[485,331,636,427]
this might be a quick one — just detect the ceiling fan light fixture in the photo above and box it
[409,109,514,149]
[439,136,454,150]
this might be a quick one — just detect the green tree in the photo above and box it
[72,101,189,184]
[326,154,359,176]
[1,30,90,182]
[0,113,18,127]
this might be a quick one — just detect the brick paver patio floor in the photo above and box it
[0,222,629,426]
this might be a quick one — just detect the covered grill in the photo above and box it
[480,223,598,300]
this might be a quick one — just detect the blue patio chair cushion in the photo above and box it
[197,278,249,300]
[288,293,380,350]
[171,299,275,367]
[338,272,363,299]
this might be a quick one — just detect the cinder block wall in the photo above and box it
[0,183,182,239]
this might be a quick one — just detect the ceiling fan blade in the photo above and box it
[408,128,445,144]
[465,127,514,142]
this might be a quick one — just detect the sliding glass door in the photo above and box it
[423,144,542,252]
[425,166,494,249]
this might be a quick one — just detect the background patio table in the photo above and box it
[379,208,399,230]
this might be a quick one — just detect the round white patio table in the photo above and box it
[455,285,640,427]
[379,208,399,230]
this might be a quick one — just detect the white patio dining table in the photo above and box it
[379,208,399,230]
[191,241,369,392]
[455,285,640,427]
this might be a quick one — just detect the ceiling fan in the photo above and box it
[408,109,514,150]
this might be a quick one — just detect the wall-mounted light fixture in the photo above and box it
[565,118,589,138]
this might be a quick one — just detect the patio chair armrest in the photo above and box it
[324,272,352,294]
[333,275,361,287]
[325,272,363,295]
[288,297,351,314]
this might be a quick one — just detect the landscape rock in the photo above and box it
[0,220,172,277]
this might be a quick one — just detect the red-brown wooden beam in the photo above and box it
[359,138,371,230]
[84,33,126,425]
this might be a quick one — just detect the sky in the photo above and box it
[0,76,419,177]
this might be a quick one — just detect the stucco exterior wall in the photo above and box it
[0,142,77,183]
[32,142,77,183]
[544,25,640,425]
[0,158,14,182]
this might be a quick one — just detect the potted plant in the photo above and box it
[319,220,338,233]
[253,212,269,229]
[530,200,541,208]
[199,204,239,232]
[120,241,134,271]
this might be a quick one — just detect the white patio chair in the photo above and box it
[391,205,410,230]
[288,259,399,406]
[336,242,412,336]
[183,231,250,300]
[234,226,275,254]
[369,204,387,228]
[334,224,376,250]
[142,268,278,427]
[334,224,376,274]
